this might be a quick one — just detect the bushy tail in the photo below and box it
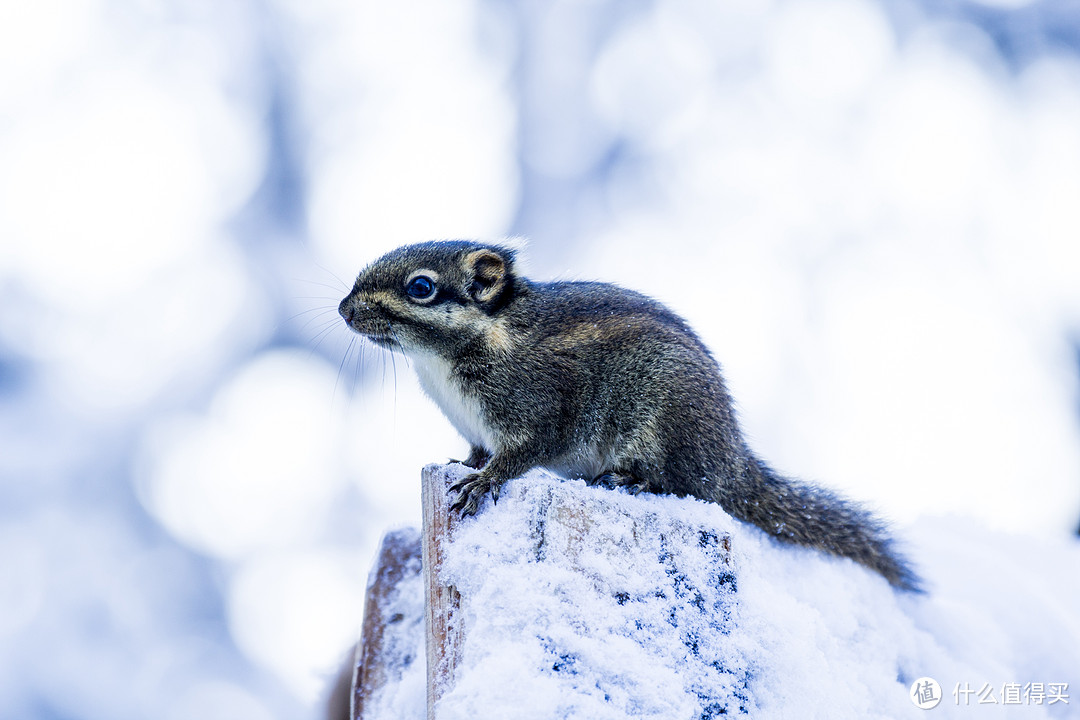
[722,456,922,592]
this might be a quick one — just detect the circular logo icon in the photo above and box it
[910,677,943,709]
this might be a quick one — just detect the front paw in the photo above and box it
[449,473,493,516]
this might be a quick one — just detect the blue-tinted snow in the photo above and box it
[373,469,1080,719]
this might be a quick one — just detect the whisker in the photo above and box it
[389,341,399,416]
[308,262,352,293]
[309,320,344,355]
[388,327,411,369]
[334,336,356,407]
[288,306,337,318]
[294,277,351,294]
[309,315,341,338]
[352,337,364,397]
[285,307,338,332]
[380,343,387,389]
[301,313,341,333]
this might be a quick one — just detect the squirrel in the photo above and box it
[338,240,921,592]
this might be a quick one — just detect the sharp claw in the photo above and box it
[449,473,477,494]
[446,472,500,517]
[449,493,465,513]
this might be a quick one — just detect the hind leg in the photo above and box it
[462,445,491,469]
[589,470,650,496]
[450,445,491,469]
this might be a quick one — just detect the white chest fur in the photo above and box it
[410,352,497,451]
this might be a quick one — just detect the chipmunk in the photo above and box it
[338,240,921,591]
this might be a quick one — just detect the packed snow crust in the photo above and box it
[367,466,1080,720]
[439,465,745,719]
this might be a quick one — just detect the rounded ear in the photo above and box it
[464,248,512,310]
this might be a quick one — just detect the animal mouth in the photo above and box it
[339,296,402,348]
[365,332,398,348]
[360,320,404,348]
[344,320,397,347]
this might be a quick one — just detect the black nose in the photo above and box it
[338,298,353,324]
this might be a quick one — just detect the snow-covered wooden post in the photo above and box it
[346,463,741,719]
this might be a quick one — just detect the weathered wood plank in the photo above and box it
[353,527,423,720]
[421,465,463,720]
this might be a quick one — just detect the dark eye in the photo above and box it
[406,275,435,299]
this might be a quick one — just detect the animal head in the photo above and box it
[338,240,519,353]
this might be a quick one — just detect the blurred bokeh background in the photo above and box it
[1,0,1079,718]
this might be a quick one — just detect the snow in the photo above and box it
[440,469,744,719]
[368,466,1080,719]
